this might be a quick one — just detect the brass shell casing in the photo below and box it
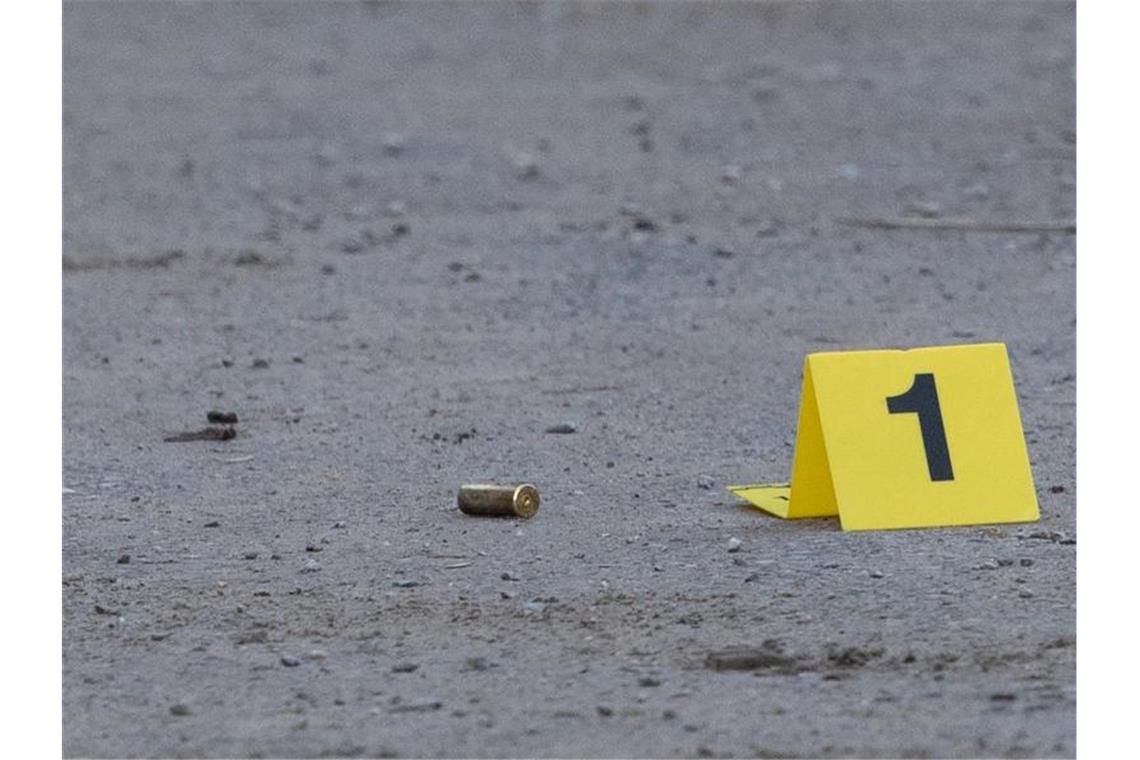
[457,484,540,519]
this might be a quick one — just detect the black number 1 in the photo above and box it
[886,373,954,481]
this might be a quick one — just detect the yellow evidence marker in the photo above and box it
[728,343,1039,531]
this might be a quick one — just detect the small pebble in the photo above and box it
[251,358,270,369]
[963,180,991,200]
[300,558,322,573]
[392,579,420,588]
[906,200,942,218]
[869,570,884,578]
[340,235,367,254]
[720,164,742,184]
[280,655,301,667]
[755,219,781,237]
[206,411,238,425]
[545,422,577,434]
[390,698,442,713]
[117,554,131,565]
[169,703,191,717]
[382,132,406,156]
[521,600,546,614]
[631,215,657,232]
[727,537,743,553]
[243,552,259,560]
[638,676,662,687]
[596,705,614,717]
[697,474,715,490]
[314,143,340,166]
[511,151,540,180]
[500,572,520,582]
[392,662,419,673]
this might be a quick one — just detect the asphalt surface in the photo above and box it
[63,2,1076,757]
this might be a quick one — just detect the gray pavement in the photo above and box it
[63,2,1075,757]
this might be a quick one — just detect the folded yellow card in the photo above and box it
[729,343,1039,531]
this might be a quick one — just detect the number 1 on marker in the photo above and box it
[886,373,954,482]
